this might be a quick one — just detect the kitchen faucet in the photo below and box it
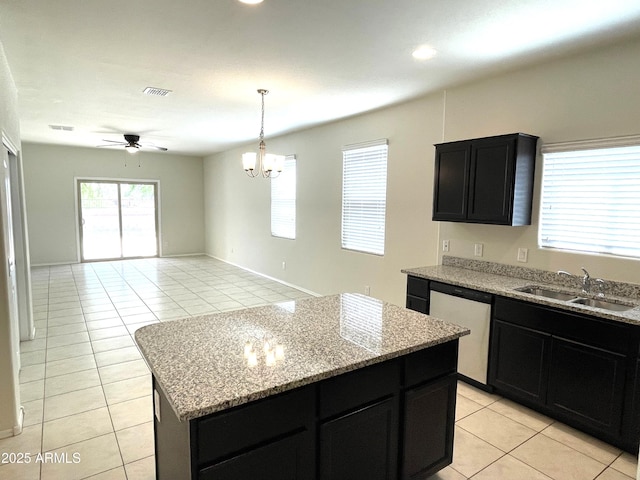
[557,267,593,294]
[580,267,591,294]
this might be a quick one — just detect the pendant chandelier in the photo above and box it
[242,89,284,178]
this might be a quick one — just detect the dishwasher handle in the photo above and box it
[429,281,492,304]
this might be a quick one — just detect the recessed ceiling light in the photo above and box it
[412,45,437,60]
[238,0,264,4]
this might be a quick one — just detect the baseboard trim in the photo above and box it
[0,407,23,440]
[205,254,321,297]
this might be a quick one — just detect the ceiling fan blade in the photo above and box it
[96,143,127,148]
[139,143,168,151]
[100,139,128,144]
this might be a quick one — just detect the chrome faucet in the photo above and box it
[580,267,591,294]
[557,268,592,294]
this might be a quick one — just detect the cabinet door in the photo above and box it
[402,374,457,480]
[432,141,470,221]
[489,319,550,406]
[467,135,517,224]
[627,359,640,450]
[199,431,312,480]
[548,337,626,437]
[320,398,398,480]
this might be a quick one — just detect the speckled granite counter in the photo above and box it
[134,293,469,422]
[402,261,640,325]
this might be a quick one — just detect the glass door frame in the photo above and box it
[77,178,160,262]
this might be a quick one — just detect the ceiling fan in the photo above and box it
[97,134,168,153]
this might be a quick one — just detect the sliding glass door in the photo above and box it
[79,180,158,261]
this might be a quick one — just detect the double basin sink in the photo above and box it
[515,286,636,312]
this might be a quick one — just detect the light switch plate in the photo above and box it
[442,240,450,252]
[474,243,483,257]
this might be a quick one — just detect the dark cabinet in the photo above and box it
[432,133,538,226]
[200,431,311,480]
[490,296,632,449]
[547,337,626,436]
[489,319,550,405]
[320,399,398,480]
[406,276,429,314]
[402,374,457,480]
[627,359,640,450]
[155,340,460,479]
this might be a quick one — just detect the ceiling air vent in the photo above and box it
[49,125,74,131]
[143,87,172,97]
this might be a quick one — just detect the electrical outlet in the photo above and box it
[154,389,161,422]
[442,240,450,252]
[365,286,371,296]
[517,247,528,263]
[474,243,484,257]
[282,261,286,270]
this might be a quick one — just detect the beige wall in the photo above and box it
[205,94,445,306]
[0,41,22,436]
[205,36,640,306]
[22,143,206,265]
[439,37,640,284]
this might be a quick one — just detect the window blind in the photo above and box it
[271,155,296,239]
[341,140,388,255]
[539,144,640,258]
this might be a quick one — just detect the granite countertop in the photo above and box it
[402,263,640,326]
[134,293,469,422]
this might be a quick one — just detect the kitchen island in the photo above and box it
[135,293,469,480]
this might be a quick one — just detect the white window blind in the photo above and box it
[539,139,640,258]
[271,155,296,239]
[341,139,388,255]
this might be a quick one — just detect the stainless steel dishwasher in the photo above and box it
[429,281,492,387]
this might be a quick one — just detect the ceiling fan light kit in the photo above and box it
[243,89,284,178]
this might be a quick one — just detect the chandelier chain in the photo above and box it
[259,90,266,141]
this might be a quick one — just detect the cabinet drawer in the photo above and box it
[319,359,399,419]
[494,297,630,354]
[406,295,428,314]
[407,276,429,298]
[199,430,312,480]
[404,341,457,388]
[196,385,314,465]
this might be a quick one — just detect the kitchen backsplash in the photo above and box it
[442,256,640,300]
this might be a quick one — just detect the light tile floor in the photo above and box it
[1,256,311,480]
[0,256,637,479]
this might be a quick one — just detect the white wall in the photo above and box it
[22,143,206,265]
[0,41,22,436]
[205,36,640,306]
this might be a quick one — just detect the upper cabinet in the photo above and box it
[432,133,538,226]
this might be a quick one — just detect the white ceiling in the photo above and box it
[2,0,640,157]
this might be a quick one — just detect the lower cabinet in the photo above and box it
[200,431,311,480]
[627,359,640,449]
[402,375,457,480]
[547,337,626,437]
[320,399,398,480]
[155,340,460,480]
[489,296,634,450]
[489,319,550,405]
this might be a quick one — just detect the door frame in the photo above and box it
[75,177,162,262]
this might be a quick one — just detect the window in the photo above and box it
[271,155,296,239]
[341,139,388,255]
[539,137,640,258]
